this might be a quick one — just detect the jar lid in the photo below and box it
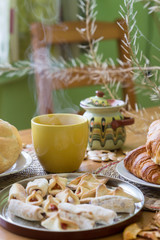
[80,91,110,107]
[80,91,126,111]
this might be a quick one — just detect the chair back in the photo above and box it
[31,20,136,114]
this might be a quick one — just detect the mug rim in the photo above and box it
[31,113,88,127]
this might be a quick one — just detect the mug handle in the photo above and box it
[111,117,134,130]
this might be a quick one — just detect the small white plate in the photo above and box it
[116,160,160,188]
[0,151,33,177]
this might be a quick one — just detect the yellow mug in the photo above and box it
[31,114,88,173]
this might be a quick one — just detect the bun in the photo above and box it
[0,119,22,173]
[146,120,160,165]
[124,145,160,184]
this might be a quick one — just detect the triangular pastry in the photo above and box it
[113,187,138,201]
[78,180,99,190]
[41,212,79,231]
[75,186,89,198]
[26,178,48,197]
[67,174,88,190]
[56,189,80,204]
[26,190,43,206]
[68,173,108,190]
[81,173,107,185]
[42,195,60,216]
[8,183,26,202]
[80,188,96,199]
[96,184,115,197]
[48,175,67,195]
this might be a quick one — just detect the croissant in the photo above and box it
[124,145,160,184]
[146,120,160,165]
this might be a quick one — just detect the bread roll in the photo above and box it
[0,119,22,173]
[146,120,160,165]
[124,145,160,184]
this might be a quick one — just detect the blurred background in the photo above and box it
[0,0,160,130]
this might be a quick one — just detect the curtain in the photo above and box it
[0,0,10,63]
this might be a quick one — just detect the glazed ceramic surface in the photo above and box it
[31,114,88,173]
[80,91,134,150]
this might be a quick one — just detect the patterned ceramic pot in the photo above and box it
[80,91,134,150]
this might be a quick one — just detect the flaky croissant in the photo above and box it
[124,145,160,184]
[146,120,160,165]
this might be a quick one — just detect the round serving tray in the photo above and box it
[0,173,144,240]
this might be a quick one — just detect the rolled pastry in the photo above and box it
[48,175,67,195]
[146,120,160,165]
[58,203,117,225]
[42,195,60,216]
[41,212,79,231]
[8,199,45,221]
[89,195,135,213]
[8,183,26,202]
[56,189,80,204]
[26,178,48,197]
[59,210,95,230]
[26,190,43,206]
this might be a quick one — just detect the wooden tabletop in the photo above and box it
[1,106,159,240]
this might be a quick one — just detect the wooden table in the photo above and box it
[1,106,159,240]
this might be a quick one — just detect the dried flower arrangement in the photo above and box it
[0,0,160,135]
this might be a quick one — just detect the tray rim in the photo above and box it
[0,173,144,240]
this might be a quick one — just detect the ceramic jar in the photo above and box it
[80,91,134,150]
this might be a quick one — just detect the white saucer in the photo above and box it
[116,160,160,188]
[0,151,33,177]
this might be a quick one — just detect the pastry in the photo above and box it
[67,175,85,190]
[88,195,135,213]
[75,186,89,198]
[78,180,100,190]
[48,175,67,195]
[95,184,114,197]
[80,187,96,199]
[0,119,22,173]
[124,145,160,184]
[8,199,45,221]
[42,195,60,216]
[96,184,137,201]
[58,203,117,225]
[146,120,160,165]
[26,190,43,206]
[41,212,79,230]
[67,173,108,190]
[26,178,48,197]
[59,210,95,230]
[8,183,26,202]
[56,189,80,204]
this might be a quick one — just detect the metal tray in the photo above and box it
[0,173,144,240]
